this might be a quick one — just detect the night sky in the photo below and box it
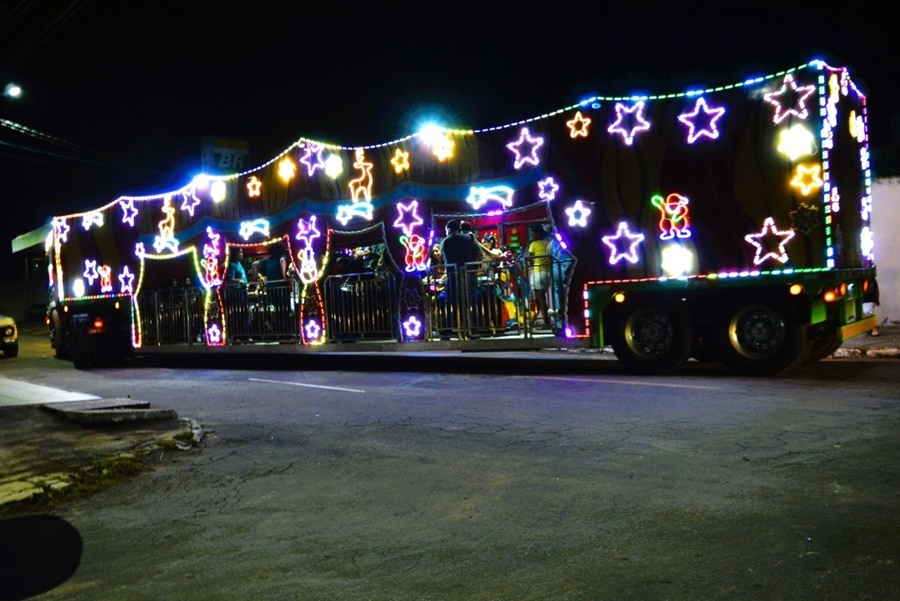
[1,0,896,280]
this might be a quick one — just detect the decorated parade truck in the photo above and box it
[40,57,877,375]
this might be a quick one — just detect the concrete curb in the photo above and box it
[41,398,178,425]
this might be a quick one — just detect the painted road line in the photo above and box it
[0,378,101,407]
[249,377,365,393]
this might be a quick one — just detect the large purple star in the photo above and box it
[677,97,726,143]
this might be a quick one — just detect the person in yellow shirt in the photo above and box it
[525,224,552,329]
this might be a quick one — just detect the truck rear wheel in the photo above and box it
[713,299,807,376]
[49,309,70,360]
[606,299,693,374]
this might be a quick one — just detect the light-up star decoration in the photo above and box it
[207,323,222,346]
[81,212,103,230]
[118,265,135,295]
[744,217,795,265]
[790,164,824,196]
[763,73,816,124]
[391,148,410,173]
[506,127,544,169]
[210,180,226,203]
[677,97,725,144]
[300,142,325,176]
[120,199,139,227]
[538,177,559,201]
[304,319,322,341]
[565,200,592,227]
[607,101,651,146]
[777,125,816,160]
[393,200,424,236]
[602,222,645,264]
[83,259,99,286]
[181,188,201,216]
[239,219,270,240]
[53,218,70,243]
[466,185,514,210]
[246,176,262,198]
[566,111,592,138]
[402,315,423,339]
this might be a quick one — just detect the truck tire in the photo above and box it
[713,299,807,376]
[3,342,18,358]
[49,309,70,360]
[605,299,693,374]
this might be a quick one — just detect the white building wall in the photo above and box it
[872,177,900,324]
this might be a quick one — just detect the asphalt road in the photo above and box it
[1,326,899,600]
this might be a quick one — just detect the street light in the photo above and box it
[3,83,22,99]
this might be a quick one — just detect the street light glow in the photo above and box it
[3,83,22,99]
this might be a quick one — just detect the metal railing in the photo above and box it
[323,271,398,341]
[134,256,573,347]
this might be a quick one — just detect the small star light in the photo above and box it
[565,200,592,227]
[246,176,262,198]
[207,323,222,345]
[83,259,99,285]
[53,218,70,243]
[607,101,651,146]
[790,164,824,196]
[602,222,645,264]
[120,199,138,227]
[300,142,326,176]
[403,315,422,339]
[181,189,201,216]
[210,179,227,203]
[506,127,544,169]
[325,154,343,178]
[391,148,410,173]
[777,125,816,160]
[118,265,135,295]
[745,217,795,265]
[566,111,592,138]
[677,97,725,144]
[763,73,816,124]
[538,177,559,201]
[393,200,424,237]
[278,157,297,182]
[304,319,321,341]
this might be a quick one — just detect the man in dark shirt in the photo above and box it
[439,220,479,335]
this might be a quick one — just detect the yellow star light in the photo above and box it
[790,164,823,196]
[247,176,262,197]
[566,111,591,138]
[391,149,410,173]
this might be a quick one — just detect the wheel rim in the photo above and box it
[625,308,675,357]
[728,306,785,359]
